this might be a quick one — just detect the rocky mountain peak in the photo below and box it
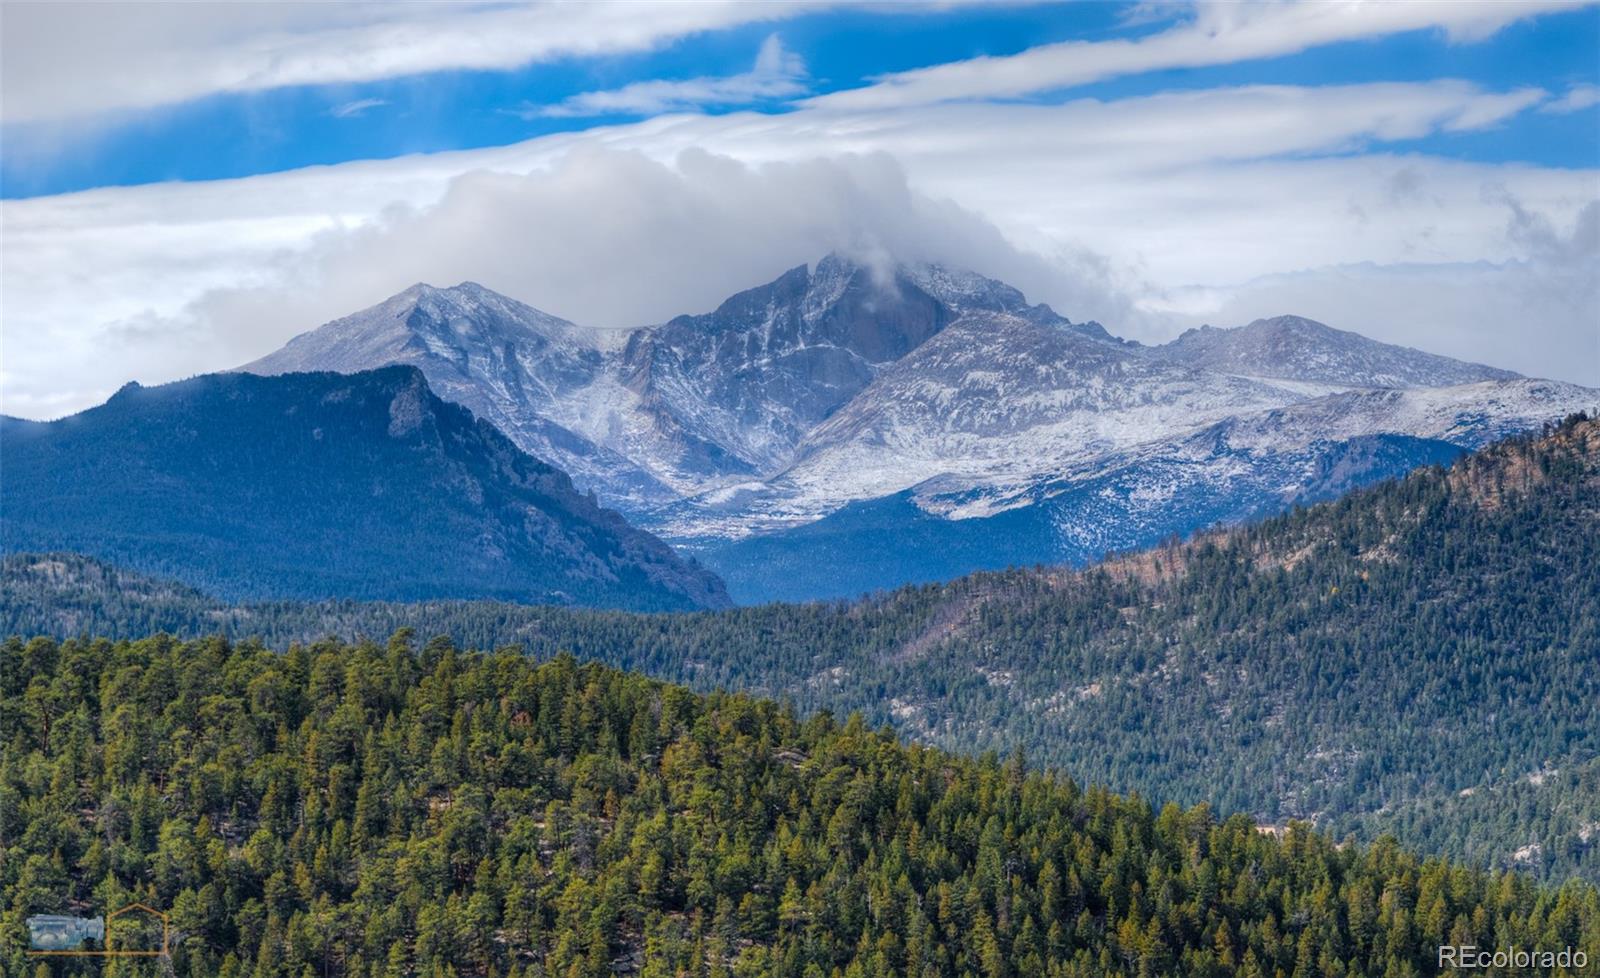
[1249,313,1333,331]
[620,253,986,475]
[249,282,582,380]
[230,257,1586,605]
[1155,314,1519,389]
[900,259,1029,315]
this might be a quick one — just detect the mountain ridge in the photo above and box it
[0,365,730,610]
[238,255,1596,600]
[1153,313,1522,389]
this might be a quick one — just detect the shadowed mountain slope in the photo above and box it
[0,366,729,610]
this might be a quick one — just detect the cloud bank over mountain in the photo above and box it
[2,3,1595,418]
[2,150,1135,420]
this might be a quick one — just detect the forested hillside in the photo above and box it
[4,634,1598,977]
[5,416,1597,883]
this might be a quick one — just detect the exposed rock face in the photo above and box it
[240,256,1596,602]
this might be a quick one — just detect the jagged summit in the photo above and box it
[232,257,1591,601]
[239,278,674,509]
[616,251,1085,479]
[250,280,587,376]
[1154,314,1519,389]
[659,252,1045,347]
[238,254,1089,506]
[386,280,517,310]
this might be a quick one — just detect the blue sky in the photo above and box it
[4,3,1596,197]
[2,1,1597,419]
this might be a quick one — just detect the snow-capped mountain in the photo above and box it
[244,281,676,508]
[244,255,1068,507]
[1150,315,1519,391]
[241,255,1596,602]
[699,377,1589,602]
[771,312,1291,522]
[607,253,1072,488]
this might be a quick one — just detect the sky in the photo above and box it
[2,0,1598,420]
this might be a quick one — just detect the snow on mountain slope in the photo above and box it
[692,377,1594,603]
[250,281,588,375]
[656,307,1593,545]
[240,254,1064,510]
[1151,315,1519,390]
[695,430,1472,604]
[782,312,1289,502]
[611,253,1058,485]
[239,256,1594,601]
[651,311,1291,539]
[1191,378,1592,453]
[242,282,675,509]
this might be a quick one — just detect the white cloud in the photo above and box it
[1539,83,1600,114]
[330,98,389,119]
[200,149,1116,342]
[808,0,1590,110]
[7,0,1581,127]
[0,1,830,124]
[533,34,808,118]
[575,81,1575,283]
[0,150,1113,419]
[4,79,1595,419]
[1147,209,1600,384]
[1441,87,1547,130]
